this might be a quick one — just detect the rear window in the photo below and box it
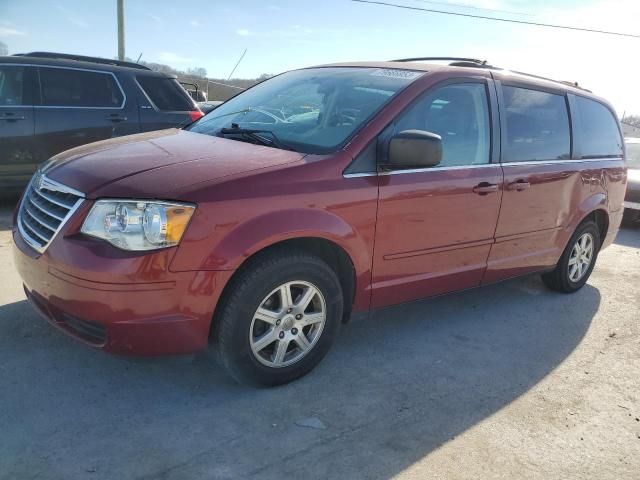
[39,67,124,108]
[137,76,194,111]
[574,96,623,158]
[503,86,571,162]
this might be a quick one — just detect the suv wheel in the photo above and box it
[215,251,343,386]
[541,220,600,293]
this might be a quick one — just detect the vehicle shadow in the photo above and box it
[0,275,600,480]
[0,197,18,232]
[615,225,640,248]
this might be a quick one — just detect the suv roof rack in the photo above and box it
[13,52,151,71]
[390,56,591,92]
[391,57,489,65]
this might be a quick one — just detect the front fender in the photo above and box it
[171,205,373,274]
[206,208,370,272]
[170,207,375,312]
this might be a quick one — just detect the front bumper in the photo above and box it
[13,225,232,356]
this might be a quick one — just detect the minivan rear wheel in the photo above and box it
[214,251,343,387]
[541,220,600,293]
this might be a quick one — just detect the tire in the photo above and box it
[622,209,640,226]
[214,250,343,387]
[541,220,600,293]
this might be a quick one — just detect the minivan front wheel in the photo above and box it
[215,251,343,386]
[541,220,600,293]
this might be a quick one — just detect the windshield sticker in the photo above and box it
[370,69,423,80]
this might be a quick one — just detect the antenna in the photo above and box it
[228,48,247,80]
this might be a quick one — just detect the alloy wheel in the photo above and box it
[249,281,327,368]
[568,232,594,282]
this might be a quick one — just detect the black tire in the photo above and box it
[214,250,343,387]
[622,209,640,227]
[541,220,600,293]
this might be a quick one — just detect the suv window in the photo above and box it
[137,76,194,111]
[574,96,623,158]
[39,67,124,108]
[503,86,570,162]
[0,66,27,106]
[394,83,491,166]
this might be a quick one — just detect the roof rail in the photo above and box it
[391,57,488,65]
[12,52,151,70]
[390,56,590,92]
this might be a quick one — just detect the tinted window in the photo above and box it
[0,66,26,106]
[574,96,622,158]
[39,68,123,108]
[503,86,570,162]
[394,83,491,166]
[137,76,194,111]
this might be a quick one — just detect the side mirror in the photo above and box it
[387,130,443,169]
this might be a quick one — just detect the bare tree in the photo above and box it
[623,115,640,128]
[186,67,207,78]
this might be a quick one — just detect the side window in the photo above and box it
[39,68,124,108]
[573,96,622,158]
[136,76,194,111]
[394,83,491,166]
[502,86,570,162]
[0,66,26,106]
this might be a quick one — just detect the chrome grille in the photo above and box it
[17,173,84,253]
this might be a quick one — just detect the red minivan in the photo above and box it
[13,58,627,386]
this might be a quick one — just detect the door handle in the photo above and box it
[0,113,26,121]
[106,114,128,123]
[473,182,499,195]
[507,180,531,191]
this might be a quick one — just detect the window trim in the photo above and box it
[496,80,573,163]
[134,75,196,114]
[34,65,126,110]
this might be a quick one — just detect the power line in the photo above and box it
[351,0,640,39]
[410,0,533,17]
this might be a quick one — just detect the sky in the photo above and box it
[1,0,639,116]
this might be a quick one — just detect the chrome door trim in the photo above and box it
[500,157,622,167]
[344,163,501,178]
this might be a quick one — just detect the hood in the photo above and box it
[628,168,640,185]
[44,129,305,197]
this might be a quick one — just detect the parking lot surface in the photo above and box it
[0,200,639,480]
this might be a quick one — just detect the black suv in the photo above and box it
[0,52,203,189]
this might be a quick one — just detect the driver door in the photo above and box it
[371,79,503,308]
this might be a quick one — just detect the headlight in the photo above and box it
[81,200,195,251]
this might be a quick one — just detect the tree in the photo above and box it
[0,41,8,56]
[623,115,640,128]
[186,67,207,78]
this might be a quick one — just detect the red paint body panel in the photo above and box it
[46,129,305,197]
[12,62,626,356]
[371,165,503,308]
[13,223,232,355]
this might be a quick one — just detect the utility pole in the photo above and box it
[117,0,125,61]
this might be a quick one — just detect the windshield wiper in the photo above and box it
[219,126,294,151]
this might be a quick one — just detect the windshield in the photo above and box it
[187,67,423,154]
[627,142,640,169]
